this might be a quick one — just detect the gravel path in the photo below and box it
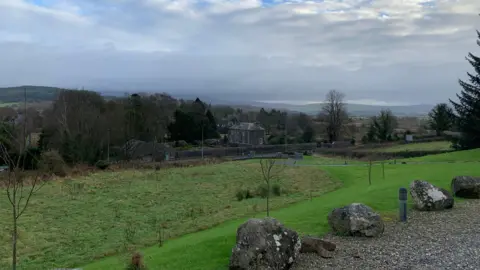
[293,200,480,270]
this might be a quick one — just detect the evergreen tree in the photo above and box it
[302,125,315,143]
[204,110,220,139]
[427,103,455,136]
[450,28,480,149]
[373,109,397,141]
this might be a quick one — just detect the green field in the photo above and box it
[80,149,480,270]
[374,140,453,152]
[0,102,19,107]
[0,162,338,269]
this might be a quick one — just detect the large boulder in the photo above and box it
[327,203,384,237]
[229,218,301,270]
[451,176,480,199]
[410,180,454,211]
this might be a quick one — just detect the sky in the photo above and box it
[0,0,479,105]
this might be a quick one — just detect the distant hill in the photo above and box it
[0,86,434,116]
[244,101,434,117]
[0,86,61,103]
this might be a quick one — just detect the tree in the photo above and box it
[259,158,284,217]
[319,90,348,142]
[42,89,108,164]
[302,125,315,143]
[450,26,480,149]
[372,109,398,141]
[427,103,455,136]
[0,146,44,270]
[0,93,45,270]
[364,109,398,142]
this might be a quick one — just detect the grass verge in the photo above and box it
[374,141,452,153]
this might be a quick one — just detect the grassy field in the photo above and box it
[82,149,480,270]
[0,102,19,107]
[374,141,452,152]
[0,162,338,269]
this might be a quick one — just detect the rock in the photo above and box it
[300,236,336,258]
[410,180,454,211]
[352,250,362,259]
[229,217,301,270]
[328,203,384,237]
[451,176,480,199]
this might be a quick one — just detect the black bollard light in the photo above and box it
[399,187,408,222]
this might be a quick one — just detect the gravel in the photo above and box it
[292,200,480,270]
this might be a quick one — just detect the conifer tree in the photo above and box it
[450,27,480,149]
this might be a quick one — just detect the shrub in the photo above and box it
[235,189,254,201]
[95,160,110,170]
[271,183,282,196]
[235,190,245,201]
[6,147,42,170]
[39,150,68,177]
[256,184,269,198]
[303,150,312,156]
[256,183,283,198]
[126,252,147,270]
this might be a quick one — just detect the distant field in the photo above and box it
[83,149,480,270]
[374,141,452,153]
[0,161,339,269]
[0,102,19,107]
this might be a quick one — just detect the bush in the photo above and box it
[39,150,68,177]
[95,160,110,170]
[126,252,147,270]
[235,189,254,201]
[271,183,282,196]
[256,183,283,198]
[6,147,42,170]
[303,150,312,156]
[256,184,269,198]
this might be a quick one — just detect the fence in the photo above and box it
[173,143,317,160]
[313,148,455,161]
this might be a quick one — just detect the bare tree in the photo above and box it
[259,158,285,217]
[0,117,44,270]
[319,90,348,142]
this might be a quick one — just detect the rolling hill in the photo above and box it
[0,86,61,103]
[0,86,434,116]
[245,101,434,117]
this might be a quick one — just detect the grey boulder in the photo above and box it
[451,176,480,199]
[410,180,454,211]
[229,217,301,270]
[328,203,384,237]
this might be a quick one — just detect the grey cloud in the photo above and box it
[0,0,479,105]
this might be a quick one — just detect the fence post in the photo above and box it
[382,162,385,180]
[368,160,372,185]
[399,187,407,222]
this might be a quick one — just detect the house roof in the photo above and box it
[229,122,265,131]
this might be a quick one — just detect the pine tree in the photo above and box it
[450,29,480,149]
[427,103,455,136]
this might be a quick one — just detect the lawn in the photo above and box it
[374,140,452,153]
[0,161,338,269]
[82,149,480,270]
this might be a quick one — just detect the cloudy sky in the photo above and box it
[0,0,479,105]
